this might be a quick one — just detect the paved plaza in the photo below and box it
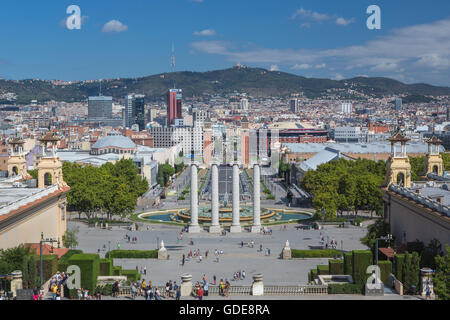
[71,220,370,287]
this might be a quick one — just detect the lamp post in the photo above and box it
[375,234,393,265]
[39,237,58,287]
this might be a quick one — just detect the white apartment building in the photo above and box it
[334,126,361,143]
[339,102,353,114]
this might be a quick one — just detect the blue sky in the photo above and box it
[0,0,449,86]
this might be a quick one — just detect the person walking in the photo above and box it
[213,275,217,286]
[197,286,204,300]
[155,287,162,300]
[219,279,224,296]
[144,266,147,276]
[182,254,186,266]
[131,282,137,300]
[176,286,181,300]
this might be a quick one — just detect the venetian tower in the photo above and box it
[7,136,31,179]
[37,132,68,189]
[385,131,411,188]
[424,136,444,176]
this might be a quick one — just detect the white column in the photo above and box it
[210,164,221,233]
[189,164,201,233]
[251,164,262,233]
[230,163,242,233]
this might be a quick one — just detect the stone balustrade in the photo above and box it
[390,184,450,217]
[116,284,328,297]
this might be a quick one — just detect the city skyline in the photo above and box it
[0,0,448,86]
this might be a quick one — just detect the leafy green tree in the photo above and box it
[300,158,385,218]
[361,220,391,255]
[28,169,38,180]
[409,156,426,181]
[62,226,79,249]
[421,239,443,269]
[403,251,421,294]
[433,245,450,300]
[158,163,175,187]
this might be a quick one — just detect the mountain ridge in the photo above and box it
[1,66,449,104]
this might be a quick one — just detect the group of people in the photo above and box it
[320,233,338,250]
[241,240,255,248]
[218,279,231,297]
[136,266,147,277]
[232,270,246,281]
[125,234,138,244]
[129,279,181,300]
[48,271,68,300]
[261,228,273,235]
[181,248,224,265]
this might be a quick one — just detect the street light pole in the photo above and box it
[39,237,58,287]
[375,234,392,265]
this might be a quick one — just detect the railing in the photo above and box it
[117,285,328,297]
[208,286,252,296]
[264,285,328,295]
[390,184,450,217]
[0,185,59,215]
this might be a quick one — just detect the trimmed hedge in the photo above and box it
[121,270,141,282]
[36,255,58,282]
[317,264,329,275]
[328,283,364,294]
[394,254,405,283]
[105,250,158,259]
[378,260,392,285]
[310,269,318,281]
[329,259,345,275]
[344,252,353,275]
[291,249,343,258]
[113,266,122,276]
[352,250,373,285]
[57,249,83,273]
[99,259,113,276]
[68,254,100,291]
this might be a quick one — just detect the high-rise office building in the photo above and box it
[395,98,403,111]
[290,99,300,113]
[167,89,183,126]
[88,96,113,119]
[125,94,146,131]
[240,98,249,111]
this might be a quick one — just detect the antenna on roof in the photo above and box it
[171,43,176,89]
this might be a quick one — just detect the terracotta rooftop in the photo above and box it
[378,247,395,258]
[24,243,70,259]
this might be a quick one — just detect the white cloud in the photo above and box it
[333,73,344,80]
[102,20,128,33]
[270,65,279,71]
[292,8,330,22]
[292,63,326,70]
[415,54,450,68]
[193,29,216,36]
[292,63,311,70]
[336,17,355,26]
[292,8,354,27]
[190,18,450,85]
[315,63,326,69]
